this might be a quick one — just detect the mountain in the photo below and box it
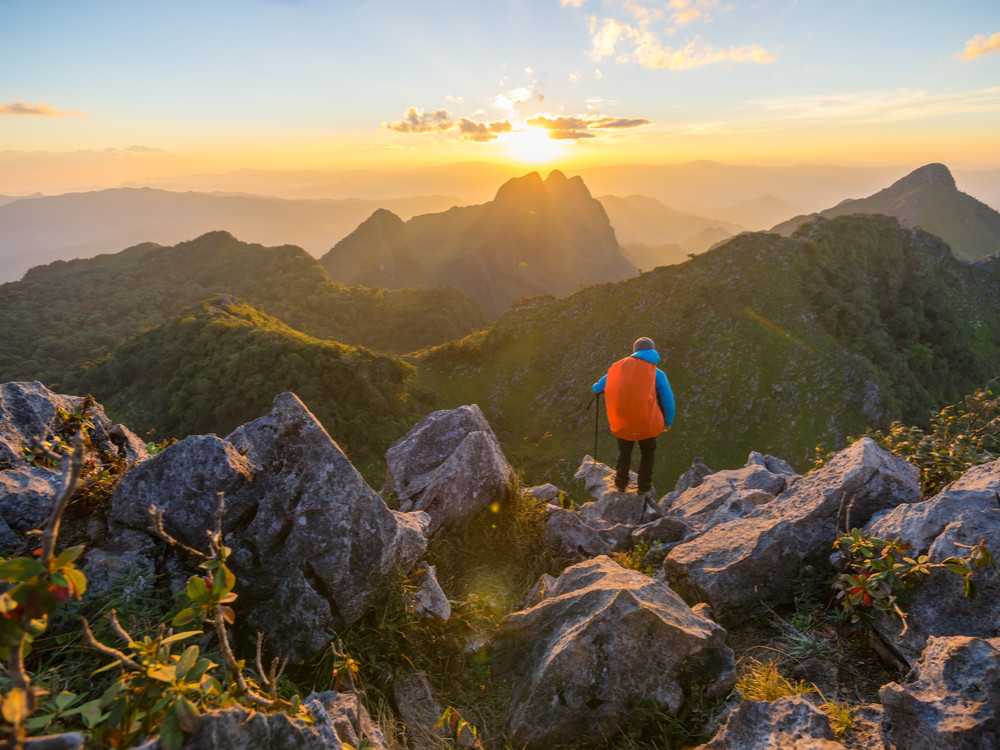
[321,170,637,318]
[598,194,742,247]
[692,194,802,231]
[0,187,464,283]
[0,231,486,385]
[413,214,1000,490]
[772,164,1000,261]
[64,296,419,471]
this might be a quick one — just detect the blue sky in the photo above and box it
[2,0,999,193]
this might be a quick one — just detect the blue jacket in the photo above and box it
[593,349,675,427]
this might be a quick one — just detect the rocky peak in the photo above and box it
[492,171,545,206]
[889,163,957,194]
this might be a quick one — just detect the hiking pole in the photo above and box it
[592,391,601,463]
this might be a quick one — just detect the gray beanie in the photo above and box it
[633,337,655,352]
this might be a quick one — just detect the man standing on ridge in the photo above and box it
[592,337,675,498]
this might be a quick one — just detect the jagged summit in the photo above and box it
[320,171,635,318]
[773,163,1000,261]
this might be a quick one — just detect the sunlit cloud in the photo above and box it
[752,87,1000,124]
[583,1,773,70]
[383,107,512,142]
[492,84,543,116]
[560,0,586,6]
[959,31,1000,60]
[457,118,513,142]
[104,145,164,153]
[527,113,652,140]
[0,100,86,117]
[383,107,454,134]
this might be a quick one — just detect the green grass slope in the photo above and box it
[414,214,1000,493]
[64,296,420,477]
[0,230,486,385]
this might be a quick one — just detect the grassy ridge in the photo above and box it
[414,215,1000,493]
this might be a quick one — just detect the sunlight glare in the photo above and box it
[505,127,565,164]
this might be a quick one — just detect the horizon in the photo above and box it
[2,1,1000,197]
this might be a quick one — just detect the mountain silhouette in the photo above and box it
[772,163,1000,261]
[320,170,637,318]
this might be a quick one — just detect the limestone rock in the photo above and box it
[880,636,1000,749]
[695,696,844,749]
[542,504,613,561]
[409,562,451,621]
[384,405,514,535]
[0,465,64,531]
[492,556,735,749]
[663,438,920,624]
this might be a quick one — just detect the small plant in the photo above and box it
[819,699,855,738]
[734,657,812,702]
[434,705,479,747]
[611,542,653,575]
[831,529,995,629]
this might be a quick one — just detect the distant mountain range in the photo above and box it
[772,164,1000,261]
[0,188,463,284]
[320,170,636,318]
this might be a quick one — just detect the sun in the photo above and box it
[504,127,565,164]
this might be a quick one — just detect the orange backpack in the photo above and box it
[604,356,664,441]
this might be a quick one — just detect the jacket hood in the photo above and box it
[630,349,660,365]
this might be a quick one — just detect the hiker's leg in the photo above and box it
[637,436,657,493]
[615,438,634,491]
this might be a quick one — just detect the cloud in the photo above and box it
[959,31,1000,60]
[383,107,511,142]
[527,113,652,139]
[492,83,543,116]
[560,0,586,6]
[382,107,455,134]
[583,1,774,70]
[0,101,86,117]
[457,118,513,142]
[751,86,1000,124]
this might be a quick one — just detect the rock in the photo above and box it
[695,696,844,749]
[542,504,612,561]
[410,562,451,621]
[0,465,64,531]
[107,392,430,663]
[384,405,515,535]
[842,704,885,750]
[663,452,797,531]
[663,438,920,624]
[866,459,1000,552]
[148,691,388,750]
[393,668,452,750]
[80,530,157,593]
[224,393,429,662]
[574,454,631,499]
[0,381,145,470]
[110,435,256,552]
[0,514,19,552]
[523,483,563,504]
[880,636,1000,749]
[871,508,1000,665]
[632,516,691,547]
[492,556,735,749]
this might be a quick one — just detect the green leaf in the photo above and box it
[176,644,200,679]
[80,699,104,728]
[65,566,87,598]
[160,704,185,750]
[54,545,85,568]
[148,665,177,682]
[172,607,199,627]
[187,576,210,605]
[211,564,236,598]
[173,695,201,733]
[54,690,78,710]
[0,558,45,582]
[160,630,203,646]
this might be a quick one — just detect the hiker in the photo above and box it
[592,336,675,497]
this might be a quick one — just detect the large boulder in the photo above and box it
[491,556,735,749]
[0,381,147,537]
[864,460,1000,664]
[383,405,514,535]
[695,696,844,749]
[663,438,920,624]
[107,393,429,663]
[542,504,613,561]
[662,451,797,531]
[880,636,1000,749]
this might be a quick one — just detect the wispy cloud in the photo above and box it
[958,31,1000,60]
[0,100,86,117]
[105,145,164,153]
[751,87,1000,124]
[383,107,512,142]
[583,1,774,70]
[527,114,652,139]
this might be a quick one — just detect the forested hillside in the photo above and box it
[0,230,486,385]
[414,214,1000,490]
[64,297,421,474]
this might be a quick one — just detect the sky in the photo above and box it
[2,0,1000,194]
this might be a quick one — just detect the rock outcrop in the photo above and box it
[492,556,735,749]
[383,404,514,535]
[694,696,844,749]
